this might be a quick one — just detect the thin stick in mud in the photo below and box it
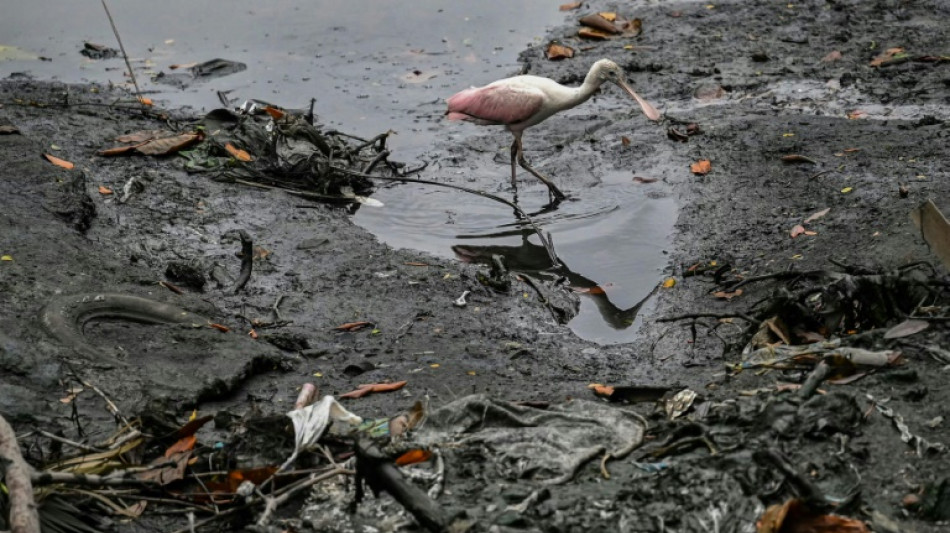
[100,0,146,110]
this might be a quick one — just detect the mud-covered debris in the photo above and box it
[578,13,621,34]
[870,47,907,67]
[690,159,711,175]
[0,124,19,134]
[910,199,950,270]
[80,42,118,59]
[559,2,582,11]
[545,41,575,60]
[340,380,408,399]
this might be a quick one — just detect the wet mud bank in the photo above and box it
[2,0,950,531]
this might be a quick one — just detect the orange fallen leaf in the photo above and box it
[134,133,201,155]
[621,136,630,146]
[264,106,285,120]
[869,47,905,67]
[690,159,712,175]
[546,42,575,60]
[757,498,869,533]
[559,2,582,11]
[597,12,617,22]
[98,185,113,195]
[821,50,842,63]
[804,208,830,223]
[248,329,258,339]
[164,435,197,458]
[790,224,806,238]
[578,27,613,40]
[339,380,408,399]
[225,142,253,162]
[579,14,621,34]
[115,130,172,143]
[138,97,153,106]
[97,144,142,156]
[334,321,374,332]
[712,289,743,300]
[209,323,230,332]
[44,153,74,169]
[395,449,432,466]
[588,383,615,398]
[662,278,676,288]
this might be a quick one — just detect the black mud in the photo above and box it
[2,0,950,531]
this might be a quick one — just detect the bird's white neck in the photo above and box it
[569,69,607,108]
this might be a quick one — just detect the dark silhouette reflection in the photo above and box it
[452,229,658,330]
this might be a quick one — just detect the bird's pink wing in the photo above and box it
[446,83,544,125]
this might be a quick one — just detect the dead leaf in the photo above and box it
[620,136,631,146]
[134,133,200,155]
[757,498,869,533]
[790,224,806,238]
[690,159,712,175]
[579,14,621,34]
[334,321,374,332]
[712,289,743,300]
[138,450,191,486]
[781,154,817,164]
[847,110,866,120]
[843,147,861,153]
[870,47,906,67]
[622,18,642,36]
[168,62,198,70]
[97,144,142,156]
[559,2,582,10]
[44,153,74,169]
[115,130,174,143]
[883,319,930,339]
[546,42,575,60]
[395,449,432,466]
[804,208,830,223]
[209,323,230,332]
[252,246,270,260]
[694,84,726,100]
[633,176,658,184]
[404,261,429,267]
[98,185,113,195]
[164,435,197,458]
[588,383,615,398]
[572,285,606,295]
[662,278,676,288]
[803,230,818,236]
[578,27,613,40]
[138,97,153,106]
[0,124,19,134]
[821,50,842,63]
[340,380,408,399]
[264,106,285,120]
[910,199,950,270]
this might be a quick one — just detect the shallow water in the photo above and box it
[1,0,676,343]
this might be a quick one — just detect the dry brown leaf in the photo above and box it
[209,323,230,332]
[883,319,930,339]
[138,97,153,106]
[44,153,74,169]
[224,142,253,161]
[597,12,617,21]
[115,130,172,143]
[821,50,843,63]
[804,207,830,223]
[546,42,575,60]
[168,62,198,70]
[404,261,429,267]
[98,144,141,156]
[334,321,374,332]
[870,47,905,67]
[588,383,615,398]
[757,499,869,533]
[134,133,201,155]
[98,185,113,195]
[712,289,743,300]
[0,124,19,134]
[781,154,817,164]
[264,106,285,120]
[621,136,631,146]
[340,380,408,399]
[690,159,712,175]
[847,110,866,120]
[559,2,582,11]
[790,224,806,238]
[164,435,197,458]
[578,14,620,34]
[578,27,613,40]
[623,18,642,36]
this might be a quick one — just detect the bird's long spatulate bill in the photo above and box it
[618,80,661,121]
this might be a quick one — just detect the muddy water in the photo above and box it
[1,0,676,343]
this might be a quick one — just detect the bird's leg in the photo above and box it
[509,137,520,192]
[515,137,567,203]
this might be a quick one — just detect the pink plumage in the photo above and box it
[446,85,544,127]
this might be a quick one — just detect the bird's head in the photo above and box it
[591,58,661,122]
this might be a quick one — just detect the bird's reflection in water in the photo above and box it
[452,229,658,331]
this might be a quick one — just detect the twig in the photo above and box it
[30,470,161,487]
[100,0,145,110]
[0,413,41,533]
[225,229,253,294]
[256,468,353,526]
[34,429,106,453]
[656,311,759,325]
[73,374,131,428]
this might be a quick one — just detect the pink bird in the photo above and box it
[446,58,661,203]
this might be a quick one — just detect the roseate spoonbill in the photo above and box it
[446,58,661,203]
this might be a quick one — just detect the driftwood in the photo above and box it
[0,414,41,533]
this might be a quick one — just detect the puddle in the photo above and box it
[1,0,678,344]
